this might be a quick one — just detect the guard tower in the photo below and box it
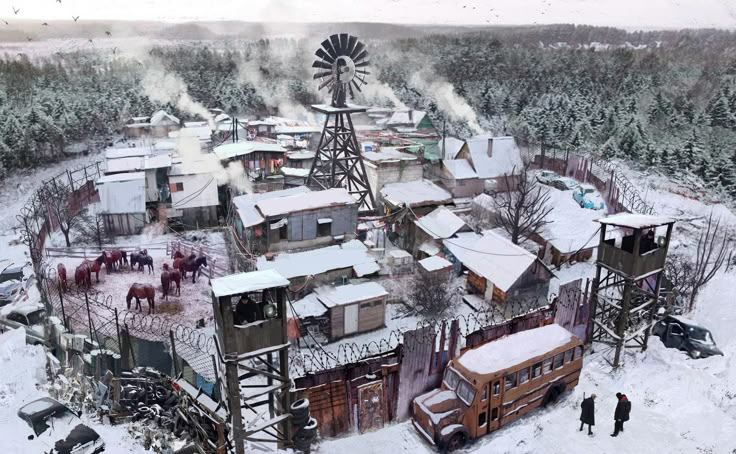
[589,213,676,368]
[210,269,293,454]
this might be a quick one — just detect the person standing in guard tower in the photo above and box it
[579,393,596,435]
[611,392,631,437]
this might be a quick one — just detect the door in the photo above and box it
[357,380,384,433]
[666,323,685,349]
[488,379,502,432]
[344,303,359,335]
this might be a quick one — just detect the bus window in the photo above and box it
[574,345,583,360]
[532,362,542,378]
[554,353,564,369]
[444,368,461,390]
[481,385,487,402]
[505,372,517,391]
[564,349,573,363]
[542,357,553,374]
[492,381,500,396]
[519,367,530,384]
[457,380,477,405]
[478,412,487,428]
[491,407,499,421]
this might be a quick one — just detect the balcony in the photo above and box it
[598,241,667,279]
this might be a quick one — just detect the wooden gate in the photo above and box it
[357,381,384,433]
[302,381,349,438]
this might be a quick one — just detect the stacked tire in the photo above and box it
[291,399,317,453]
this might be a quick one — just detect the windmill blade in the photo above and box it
[350,41,365,59]
[356,60,370,68]
[321,38,337,59]
[348,82,355,99]
[315,48,335,64]
[313,70,333,80]
[329,34,341,56]
[352,80,363,93]
[355,75,367,86]
[312,60,333,70]
[346,35,358,56]
[353,50,369,63]
[319,77,334,91]
[356,69,371,76]
[339,33,349,54]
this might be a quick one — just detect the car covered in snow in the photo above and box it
[0,303,48,346]
[535,171,578,191]
[572,184,605,210]
[0,279,24,306]
[18,397,105,454]
[652,315,723,359]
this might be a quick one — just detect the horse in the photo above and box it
[163,263,181,297]
[138,255,153,274]
[57,263,67,292]
[176,255,208,283]
[172,250,185,260]
[126,283,155,314]
[74,263,91,291]
[82,254,106,283]
[104,250,127,271]
[161,269,171,301]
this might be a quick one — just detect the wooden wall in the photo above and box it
[357,297,386,332]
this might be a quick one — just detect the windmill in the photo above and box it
[307,33,376,212]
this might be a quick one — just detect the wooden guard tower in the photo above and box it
[589,213,676,368]
[307,103,375,212]
[210,270,293,454]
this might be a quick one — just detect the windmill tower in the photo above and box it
[307,34,376,212]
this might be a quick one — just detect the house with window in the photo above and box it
[231,187,358,254]
[440,159,484,198]
[213,140,287,181]
[445,230,553,305]
[363,148,424,203]
[386,110,435,133]
[150,110,181,138]
[413,206,470,259]
[439,137,466,160]
[168,154,221,228]
[457,136,524,193]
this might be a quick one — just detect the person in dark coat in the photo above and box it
[579,394,596,435]
[234,295,260,325]
[611,392,631,437]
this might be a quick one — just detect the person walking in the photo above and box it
[611,392,631,437]
[579,393,596,435]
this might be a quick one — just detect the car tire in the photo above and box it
[445,433,466,452]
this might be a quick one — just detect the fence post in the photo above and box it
[123,323,137,369]
[58,280,66,325]
[211,353,220,401]
[169,329,179,377]
[114,308,121,351]
[84,291,93,338]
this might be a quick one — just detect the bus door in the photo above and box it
[488,379,502,432]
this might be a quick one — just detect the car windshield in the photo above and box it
[443,368,461,390]
[688,327,715,345]
[584,188,595,194]
[29,406,76,436]
[26,310,46,326]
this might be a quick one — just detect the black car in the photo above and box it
[652,315,724,359]
[18,397,105,453]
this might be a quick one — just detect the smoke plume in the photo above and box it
[175,132,253,194]
[141,67,216,130]
[409,71,483,134]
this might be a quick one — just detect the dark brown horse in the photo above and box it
[172,250,185,260]
[163,263,181,298]
[161,269,171,301]
[57,263,67,292]
[74,263,91,291]
[104,250,128,272]
[126,283,155,314]
[175,255,207,283]
[82,254,106,283]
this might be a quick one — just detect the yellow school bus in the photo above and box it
[412,324,583,451]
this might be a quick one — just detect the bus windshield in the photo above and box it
[443,367,461,390]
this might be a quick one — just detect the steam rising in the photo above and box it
[176,132,252,194]
[358,81,407,109]
[409,71,483,134]
[142,67,216,130]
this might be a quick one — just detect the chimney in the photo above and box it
[487,138,493,157]
[408,110,414,124]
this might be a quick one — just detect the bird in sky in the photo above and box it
[72,16,79,22]
[2,20,8,25]
[112,47,118,54]
[26,36,32,41]
[42,22,48,26]
[12,7,20,15]
[105,31,111,36]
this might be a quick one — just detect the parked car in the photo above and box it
[652,315,723,359]
[572,184,605,210]
[556,177,579,191]
[0,279,24,306]
[535,170,562,185]
[18,397,105,454]
[535,171,579,191]
[0,262,30,284]
[0,303,48,346]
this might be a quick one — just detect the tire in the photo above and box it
[302,417,318,431]
[445,433,466,452]
[292,413,310,428]
[543,383,566,407]
[291,399,310,412]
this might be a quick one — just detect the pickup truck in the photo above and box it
[0,303,48,346]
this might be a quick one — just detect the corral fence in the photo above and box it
[167,238,230,279]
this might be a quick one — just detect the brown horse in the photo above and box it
[74,263,91,291]
[163,263,181,298]
[175,255,208,283]
[161,269,171,301]
[126,283,155,314]
[82,254,106,283]
[57,263,67,292]
[104,250,128,272]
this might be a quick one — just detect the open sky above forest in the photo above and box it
[0,0,734,29]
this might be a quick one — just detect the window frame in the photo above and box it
[478,410,487,428]
[553,353,564,369]
[573,346,583,360]
[504,371,518,391]
[542,357,553,374]
[564,349,573,364]
[491,407,499,421]
[531,362,542,379]
[519,367,530,385]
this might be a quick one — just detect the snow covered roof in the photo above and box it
[275,125,321,135]
[213,141,287,160]
[169,154,221,176]
[419,241,441,256]
[387,110,427,128]
[314,282,388,308]
[598,213,675,229]
[389,249,412,259]
[415,206,467,240]
[211,269,290,297]
[444,230,538,292]
[248,119,278,126]
[455,324,576,376]
[419,255,452,272]
[256,188,355,217]
[541,188,601,254]
[143,154,172,170]
[105,147,150,159]
[280,167,310,177]
[363,148,418,163]
[466,136,523,179]
[440,137,466,160]
[150,110,180,126]
[169,126,213,141]
[106,157,144,173]
[232,187,312,228]
[287,150,315,160]
[353,261,380,277]
[472,193,495,210]
[291,293,328,319]
[97,172,145,183]
[214,113,231,123]
[256,240,378,279]
[443,159,478,180]
[380,179,453,208]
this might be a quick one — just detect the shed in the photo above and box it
[213,141,286,180]
[418,255,453,278]
[314,282,388,338]
[168,154,221,227]
[363,148,424,202]
[441,159,484,198]
[95,172,146,235]
[150,110,181,138]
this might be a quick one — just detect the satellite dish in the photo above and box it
[312,33,370,108]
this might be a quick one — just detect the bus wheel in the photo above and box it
[446,433,466,452]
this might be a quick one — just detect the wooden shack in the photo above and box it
[314,282,388,339]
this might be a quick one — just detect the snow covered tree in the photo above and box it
[401,271,455,319]
[38,181,86,248]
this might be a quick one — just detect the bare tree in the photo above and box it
[75,208,111,248]
[400,272,455,319]
[493,162,554,244]
[39,181,86,247]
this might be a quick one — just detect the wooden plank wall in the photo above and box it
[302,381,349,438]
[395,326,436,422]
[357,298,386,332]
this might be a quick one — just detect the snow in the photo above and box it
[387,110,426,128]
[598,212,676,229]
[256,240,378,279]
[280,167,310,177]
[418,241,440,256]
[415,206,467,239]
[466,135,523,179]
[210,269,289,297]
[105,156,144,173]
[439,137,466,160]
[18,397,56,414]
[143,154,172,170]
[232,187,312,228]
[315,282,388,308]
[290,293,328,319]
[422,389,456,407]
[444,230,538,292]
[456,324,574,375]
[389,249,412,259]
[541,187,601,254]
[213,141,287,160]
[169,153,221,176]
[256,188,356,217]
[418,256,452,272]
[105,148,150,159]
[287,151,316,160]
[150,110,179,126]
[274,125,321,134]
[363,148,418,162]
[353,261,381,277]
[380,180,453,208]
[442,159,478,179]
[97,171,145,184]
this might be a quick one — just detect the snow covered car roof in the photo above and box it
[18,397,104,453]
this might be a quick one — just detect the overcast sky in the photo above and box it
[1,0,734,29]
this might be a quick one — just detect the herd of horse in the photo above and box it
[56,249,209,315]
